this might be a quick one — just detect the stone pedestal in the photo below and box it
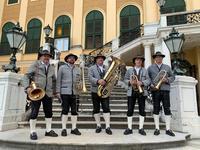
[170,75,200,137]
[0,72,26,131]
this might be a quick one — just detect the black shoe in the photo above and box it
[124,128,133,135]
[45,130,58,137]
[71,128,81,135]
[95,126,102,133]
[154,129,160,136]
[30,132,38,140]
[138,128,146,136]
[166,130,175,137]
[105,127,112,135]
[61,129,67,136]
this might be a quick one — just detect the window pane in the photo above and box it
[0,22,15,55]
[85,10,103,49]
[25,19,42,54]
[86,36,93,49]
[8,0,18,4]
[54,15,71,38]
[95,35,102,48]
[54,37,69,51]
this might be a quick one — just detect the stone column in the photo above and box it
[144,43,152,68]
[170,76,200,138]
[72,0,83,49]
[106,0,117,42]
[0,72,26,131]
[0,0,5,38]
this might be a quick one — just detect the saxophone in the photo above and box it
[97,56,121,98]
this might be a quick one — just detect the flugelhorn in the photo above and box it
[153,70,167,90]
[28,81,45,101]
[130,75,143,93]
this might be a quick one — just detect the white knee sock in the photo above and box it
[165,115,171,130]
[94,113,101,127]
[45,118,52,132]
[62,115,68,130]
[127,117,132,129]
[153,114,160,130]
[139,115,145,129]
[103,113,110,129]
[30,119,36,133]
[71,115,77,130]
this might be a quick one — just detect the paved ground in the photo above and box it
[0,128,191,150]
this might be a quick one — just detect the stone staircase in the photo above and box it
[18,68,165,129]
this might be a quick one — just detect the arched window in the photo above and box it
[54,15,71,51]
[0,22,15,55]
[25,19,42,54]
[85,10,103,49]
[161,0,186,14]
[120,5,141,45]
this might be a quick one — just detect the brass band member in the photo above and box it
[88,54,112,135]
[24,49,58,140]
[147,51,175,136]
[56,53,81,136]
[124,55,150,135]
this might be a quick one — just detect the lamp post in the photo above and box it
[163,27,191,76]
[2,22,27,73]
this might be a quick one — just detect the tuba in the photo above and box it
[28,81,45,101]
[153,70,167,90]
[97,56,121,98]
[130,75,143,93]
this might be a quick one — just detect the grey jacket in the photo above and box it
[124,67,150,96]
[88,64,107,93]
[147,64,175,91]
[56,63,81,95]
[24,60,56,98]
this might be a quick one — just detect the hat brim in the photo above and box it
[152,54,165,58]
[64,54,78,62]
[132,57,145,63]
[94,55,106,61]
[40,51,52,57]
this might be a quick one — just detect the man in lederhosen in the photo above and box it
[56,53,81,136]
[148,51,175,136]
[24,49,58,140]
[124,55,150,135]
[88,54,112,135]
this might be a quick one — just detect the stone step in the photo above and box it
[36,114,154,122]
[51,103,130,109]
[53,99,128,104]
[18,121,165,129]
[0,129,190,150]
[39,109,153,116]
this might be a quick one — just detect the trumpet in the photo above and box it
[153,70,167,90]
[130,75,143,93]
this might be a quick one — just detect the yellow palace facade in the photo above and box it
[0,0,200,111]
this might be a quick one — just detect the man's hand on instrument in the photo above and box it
[26,87,31,94]
[162,78,168,83]
[130,80,137,85]
[137,81,143,86]
[98,79,106,86]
